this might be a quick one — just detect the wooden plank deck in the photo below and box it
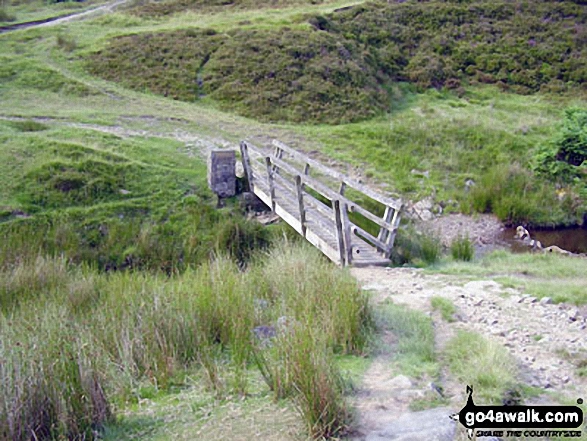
[240,141,402,267]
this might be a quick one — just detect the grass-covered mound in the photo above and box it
[87,0,586,124]
[87,27,387,123]
[130,0,325,18]
[0,56,95,96]
[0,122,276,272]
[204,28,386,123]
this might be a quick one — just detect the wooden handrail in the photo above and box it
[266,153,397,232]
[272,140,402,210]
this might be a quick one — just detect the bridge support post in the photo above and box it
[208,149,236,199]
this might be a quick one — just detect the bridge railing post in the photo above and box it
[377,206,393,253]
[240,141,255,192]
[383,204,401,259]
[333,200,346,266]
[341,202,353,265]
[295,175,307,237]
[265,157,276,211]
[272,145,283,175]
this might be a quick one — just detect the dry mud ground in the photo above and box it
[349,266,587,441]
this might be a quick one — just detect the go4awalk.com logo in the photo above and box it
[450,386,585,439]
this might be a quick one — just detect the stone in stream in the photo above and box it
[365,407,456,441]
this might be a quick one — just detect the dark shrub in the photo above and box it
[535,108,587,182]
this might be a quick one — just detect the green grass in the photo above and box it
[377,301,438,378]
[1,0,586,227]
[298,87,586,226]
[129,0,331,18]
[431,250,587,305]
[0,2,584,438]
[0,121,281,272]
[103,382,305,441]
[444,330,517,404]
[430,296,456,323]
[85,0,587,125]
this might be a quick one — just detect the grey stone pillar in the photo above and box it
[207,150,236,198]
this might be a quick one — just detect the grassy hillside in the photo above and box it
[0,0,108,26]
[88,0,587,124]
[130,0,329,18]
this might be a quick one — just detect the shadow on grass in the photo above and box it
[102,415,165,441]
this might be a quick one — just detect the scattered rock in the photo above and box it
[568,308,580,321]
[540,297,553,305]
[389,375,412,389]
[411,197,435,221]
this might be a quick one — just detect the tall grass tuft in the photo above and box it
[0,308,110,440]
[450,235,474,261]
[465,164,569,226]
[420,233,442,265]
[260,242,372,354]
[287,325,350,439]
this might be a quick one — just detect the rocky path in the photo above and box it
[349,267,587,440]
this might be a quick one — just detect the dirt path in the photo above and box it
[349,267,587,440]
[0,116,232,161]
[0,0,128,33]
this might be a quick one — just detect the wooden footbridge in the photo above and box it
[239,140,402,267]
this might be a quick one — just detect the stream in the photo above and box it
[499,226,587,254]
